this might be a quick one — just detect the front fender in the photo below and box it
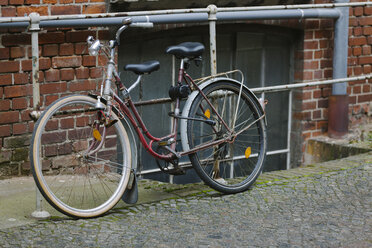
[180,77,265,153]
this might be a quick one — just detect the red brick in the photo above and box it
[2,34,31,47]
[319,19,333,29]
[25,0,39,3]
[82,4,106,14]
[0,125,11,137]
[357,94,372,103]
[313,110,321,119]
[9,0,23,4]
[82,55,96,67]
[362,45,371,55]
[40,82,67,94]
[21,58,51,71]
[0,74,12,86]
[353,85,362,94]
[0,100,11,111]
[39,32,65,45]
[68,80,96,92]
[0,48,10,60]
[45,95,59,105]
[90,68,103,78]
[12,97,27,109]
[354,7,363,16]
[0,111,19,124]
[60,68,75,81]
[302,101,316,110]
[304,41,318,50]
[17,6,48,16]
[359,56,372,65]
[353,66,363,76]
[359,16,372,26]
[51,5,81,15]
[365,6,372,16]
[45,69,60,82]
[349,37,367,46]
[10,47,25,59]
[13,123,27,134]
[4,85,31,98]
[320,59,332,68]
[74,43,88,55]
[0,0,8,5]
[314,50,322,59]
[52,56,82,68]
[1,6,16,17]
[319,40,330,49]
[20,109,32,121]
[43,44,59,57]
[363,84,370,93]
[14,73,29,85]
[60,0,73,3]
[59,43,74,56]
[363,26,372,36]
[0,88,3,98]
[352,47,362,56]
[60,118,74,129]
[43,0,57,3]
[353,26,362,36]
[363,64,371,74]
[75,67,89,79]
[317,99,328,108]
[304,61,319,70]
[0,61,19,73]
[66,30,95,43]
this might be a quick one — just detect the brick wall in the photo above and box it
[0,0,109,176]
[0,0,371,175]
[292,1,372,164]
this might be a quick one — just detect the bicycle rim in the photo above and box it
[30,95,131,218]
[187,81,266,193]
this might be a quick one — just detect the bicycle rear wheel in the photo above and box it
[187,81,266,193]
[30,95,132,218]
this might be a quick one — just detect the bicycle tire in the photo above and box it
[187,80,267,194]
[30,95,132,218]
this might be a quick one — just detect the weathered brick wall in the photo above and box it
[0,0,371,175]
[293,1,372,164]
[0,0,109,176]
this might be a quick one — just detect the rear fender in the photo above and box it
[180,77,265,153]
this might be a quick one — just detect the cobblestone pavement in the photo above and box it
[0,156,371,247]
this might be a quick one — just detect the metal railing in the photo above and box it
[0,1,371,216]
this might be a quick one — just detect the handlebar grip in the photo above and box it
[130,22,154,28]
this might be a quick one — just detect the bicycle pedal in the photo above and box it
[166,166,186,175]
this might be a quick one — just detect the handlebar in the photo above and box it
[115,18,153,45]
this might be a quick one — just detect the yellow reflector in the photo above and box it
[245,147,251,158]
[93,129,102,141]
[204,109,211,119]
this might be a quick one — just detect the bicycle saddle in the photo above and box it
[124,60,160,75]
[166,42,205,58]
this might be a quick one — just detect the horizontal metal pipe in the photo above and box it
[251,74,372,93]
[0,8,340,29]
[217,9,340,21]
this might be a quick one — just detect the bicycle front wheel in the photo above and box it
[187,81,267,194]
[30,95,132,218]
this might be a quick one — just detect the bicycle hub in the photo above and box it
[168,85,190,100]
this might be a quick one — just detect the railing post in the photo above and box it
[29,12,50,219]
[208,4,217,76]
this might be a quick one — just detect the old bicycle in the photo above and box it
[30,19,267,218]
